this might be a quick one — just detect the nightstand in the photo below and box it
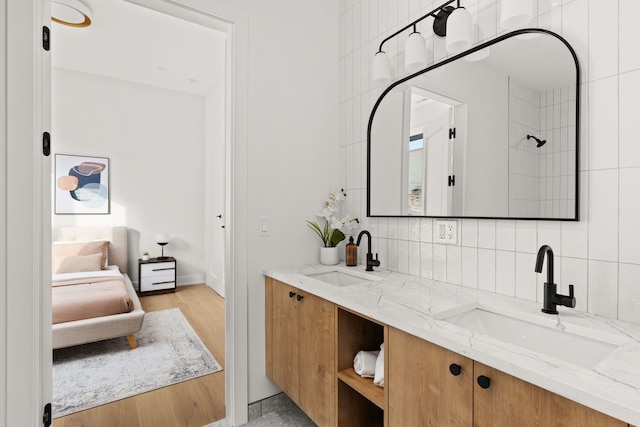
[138,257,176,295]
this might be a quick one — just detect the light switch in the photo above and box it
[259,216,270,237]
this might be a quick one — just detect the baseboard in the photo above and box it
[177,274,206,286]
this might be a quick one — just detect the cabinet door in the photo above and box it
[474,362,627,427]
[297,291,336,427]
[388,327,473,426]
[266,279,300,402]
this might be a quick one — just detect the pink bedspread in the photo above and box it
[52,275,133,324]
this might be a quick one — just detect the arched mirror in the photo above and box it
[367,29,580,220]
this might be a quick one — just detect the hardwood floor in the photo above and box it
[53,285,226,427]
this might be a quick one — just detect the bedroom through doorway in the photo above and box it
[49,1,229,425]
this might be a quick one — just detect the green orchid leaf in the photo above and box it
[330,229,345,247]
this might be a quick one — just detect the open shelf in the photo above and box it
[337,367,384,409]
[337,307,387,426]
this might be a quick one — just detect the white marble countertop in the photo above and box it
[264,264,640,425]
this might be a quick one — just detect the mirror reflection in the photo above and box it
[368,30,579,220]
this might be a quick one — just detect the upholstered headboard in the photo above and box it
[52,226,128,274]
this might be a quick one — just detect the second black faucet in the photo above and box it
[356,230,380,271]
[535,245,576,314]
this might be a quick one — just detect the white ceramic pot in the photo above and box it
[320,246,339,265]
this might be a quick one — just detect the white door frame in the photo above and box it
[2,0,52,426]
[2,0,247,426]
[119,1,245,423]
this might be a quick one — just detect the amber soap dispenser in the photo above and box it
[346,236,357,266]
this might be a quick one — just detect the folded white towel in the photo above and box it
[373,343,384,387]
[353,350,379,378]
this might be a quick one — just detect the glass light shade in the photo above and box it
[405,31,428,72]
[464,25,490,62]
[372,51,391,85]
[155,232,170,245]
[500,0,533,29]
[446,7,472,54]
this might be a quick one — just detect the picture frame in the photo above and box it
[55,154,110,214]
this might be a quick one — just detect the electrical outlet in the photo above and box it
[436,219,458,244]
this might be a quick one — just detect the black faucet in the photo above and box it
[356,230,380,271]
[535,245,576,314]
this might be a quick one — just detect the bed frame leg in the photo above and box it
[126,334,138,349]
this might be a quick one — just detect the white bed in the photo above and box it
[51,226,145,350]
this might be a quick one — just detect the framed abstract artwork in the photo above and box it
[55,154,110,214]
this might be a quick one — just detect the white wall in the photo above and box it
[51,68,207,286]
[340,0,640,324]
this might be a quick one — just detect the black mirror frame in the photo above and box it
[366,28,581,221]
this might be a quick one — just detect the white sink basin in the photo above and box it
[305,270,378,287]
[435,304,628,369]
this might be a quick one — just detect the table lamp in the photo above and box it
[155,232,170,260]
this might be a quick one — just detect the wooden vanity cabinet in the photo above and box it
[388,327,473,426]
[473,362,627,427]
[265,278,336,427]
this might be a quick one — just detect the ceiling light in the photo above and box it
[51,0,92,28]
[500,0,534,29]
[445,4,472,54]
[404,27,428,72]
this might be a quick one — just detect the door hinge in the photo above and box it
[43,132,51,156]
[448,175,455,186]
[449,127,456,139]
[43,403,52,427]
[42,26,50,51]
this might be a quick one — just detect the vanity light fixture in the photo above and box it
[371,0,473,85]
[500,0,534,29]
[51,0,92,28]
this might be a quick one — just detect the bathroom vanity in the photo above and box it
[265,266,640,427]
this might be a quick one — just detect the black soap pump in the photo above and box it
[346,236,357,266]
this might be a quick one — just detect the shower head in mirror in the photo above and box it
[527,135,546,148]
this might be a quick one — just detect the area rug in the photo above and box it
[53,308,222,418]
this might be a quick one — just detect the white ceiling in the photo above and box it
[51,0,226,95]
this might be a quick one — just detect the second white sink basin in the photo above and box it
[305,269,378,287]
[435,304,628,369]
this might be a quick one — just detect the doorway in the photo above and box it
[50,0,231,424]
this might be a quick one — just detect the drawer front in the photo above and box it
[140,261,176,278]
[140,274,176,292]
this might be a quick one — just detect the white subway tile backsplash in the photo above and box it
[461,219,478,247]
[478,220,496,249]
[515,252,537,301]
[461,247,478,289]
[446,245,462,286]
[341,0,640,325]
[478,249,496,293]
[588,169,618,262]
[619,263,640,324]
[496,251,516,297]
[496,221,516,251]
[433,244,447,282]
[588,260,618,318]
[420,242,434,279]
[619,167,640,264]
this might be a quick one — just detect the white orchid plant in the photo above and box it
[307,189,359,247]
